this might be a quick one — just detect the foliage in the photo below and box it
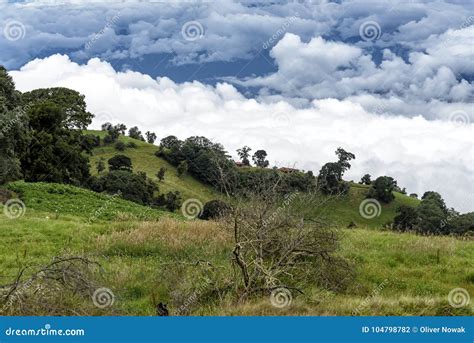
[177,161,188,177]
[367,176,397,203]
[99,170,157,205]
[252,149,269,168]
[145,131,157,144]
[156,167,166,182]
[128,126,145,141]
[108,155,132,172]
[199,200,231,220]
[317,147,355,195]
[237,146,252,166]
[153,191,182,212]
[359,174,371,185]
[115,141,126,151]
[393,205,418,231]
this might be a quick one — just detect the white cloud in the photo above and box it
[234,32,473,121]
[10,54,474,212]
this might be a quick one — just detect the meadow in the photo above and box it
[0,180,472,316]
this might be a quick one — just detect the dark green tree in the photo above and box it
[317,147,355,195]
[393,205,418,231]
[367,176,397,203]
[359,174,371,185]
[177,160,188,177]
[252,150,269,168]
[156,167,166,182]
[237,146,252,166]
[145,131,157,144]
[128,126,144,141]
[96,158,106,173]
[108,155,132,172]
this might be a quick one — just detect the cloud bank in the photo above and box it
[10,54,474,212]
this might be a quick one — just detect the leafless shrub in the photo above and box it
[0,256,109,315]
[219,175,354,301]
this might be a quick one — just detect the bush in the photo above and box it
[126,142,137,149]
[367,176,397,203]
[199,200,231,220]
[101,170,157,205]
[153,191,182,212]
[108,155,132,172]
[115,141,126,151]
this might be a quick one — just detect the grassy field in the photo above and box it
[0,137,471,316]
[0,182,472,316]
[87,130,221,203]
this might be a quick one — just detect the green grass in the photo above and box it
[0,135,470,316]
[6,181,174,222]
[0,203,472,316]
[312,182,420,229]
[87,130,221,203]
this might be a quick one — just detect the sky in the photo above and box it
[1,0,473,212]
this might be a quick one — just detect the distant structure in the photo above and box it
[234,161,245,167]
[278,167,299,174]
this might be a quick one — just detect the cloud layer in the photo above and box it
[10,54,474,212]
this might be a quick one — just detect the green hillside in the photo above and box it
[87,130,420,228]
[2,132,469,317]
[87,130,221,204]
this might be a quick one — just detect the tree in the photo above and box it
[22,87,93,130]
[317,162,345,195]
[220,177,352,300]
[252,150,269,168]
[108,155,132,172]
[237,146,252,166]
[114,123,127,135]
[393,205,418,231]
[101,122,113,131]
[96,158,106,174]
[156,167,166,182]
[367,176,397,203]
[416,191,449,234]
[177,160,188,177]
[115,141,126,151]
[160,135,181,149]
[100,170,157,205]
[128,126,144,141]
[359,174,371,185]
[145,131,157,144]
[199,200,231,220]
[20,101,90,184]
[153,191,182,212]
[317,147,355,195]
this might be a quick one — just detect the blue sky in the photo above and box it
[1,0,473,212]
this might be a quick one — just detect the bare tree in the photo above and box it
[219,174,353,301]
